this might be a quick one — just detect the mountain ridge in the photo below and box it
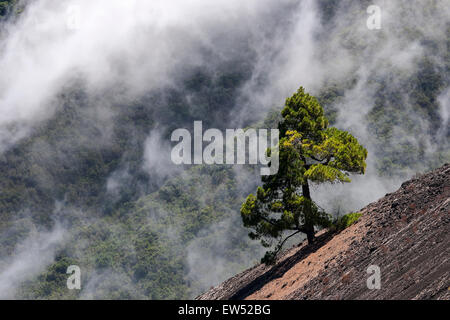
[197,163,450,300]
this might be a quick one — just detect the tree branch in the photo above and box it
[277,229,303,250]
[260,216,278,227]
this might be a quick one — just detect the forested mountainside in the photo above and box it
[198,164,450,300]
[0,0,19,18]
[0,0,448,299]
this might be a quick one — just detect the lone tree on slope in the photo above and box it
[240,87,368,263]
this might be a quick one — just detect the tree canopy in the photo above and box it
[241,87,368,263]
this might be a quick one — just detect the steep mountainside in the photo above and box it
[197,164,450,300]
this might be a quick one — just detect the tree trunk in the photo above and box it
[302,181,315,244]
[306,228,315,244]
[302,181,311,199]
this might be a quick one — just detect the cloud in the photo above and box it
[186,212,265,295]
[142,129,182,185]
[0,224,66,298]
[0,0,448,298]
[0,0,288,152]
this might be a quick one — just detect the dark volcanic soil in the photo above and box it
[197,164,450,300]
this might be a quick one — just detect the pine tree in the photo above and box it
[241,87,368,263]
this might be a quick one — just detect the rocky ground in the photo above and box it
[197,164,450,300]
